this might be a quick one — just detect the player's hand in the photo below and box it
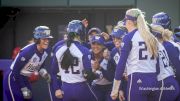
[92,59,100,70]
[123,72,128,81]
[39,68,51,83]
[82,18,88,28]
[55,89,64,99]
[103,48,110,60]
[101,32,110,41]
[119,90,125,101]
[21,87,32,99]
[28,71,39,83]
[110,91,118,100]
[111,79,121,100]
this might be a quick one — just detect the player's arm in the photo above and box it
[111,35,132,100]
[163,42,180,82]
[82,50,99,82]
[104,41,115,51]
[50,54,63,99]
[51,55,62,90]
[100,53,117,82]
[12,51,31,87]
[12,50,32,99]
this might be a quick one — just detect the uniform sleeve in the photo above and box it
[82,50,99,82]
[50,54,62,91]
[104,41,115,51]
[101,53,117,81]
[115,35,132,80]
[12,50,31,88]
[52,40,65,52]
[82,51,91,69]
[82,42,91,49]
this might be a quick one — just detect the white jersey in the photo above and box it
[157,42,175,81]
[55,42,90,83]
[126,30,157,75]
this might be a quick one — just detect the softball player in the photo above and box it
[3,26,53,101]
[90,34,117,101]
[151,24,180,101]
[110,27,127,101]
[152,12,180,101]
[49,40,65,101]
[51,20,97,101]
[111,8,159,101]
[87,27,115,51]
[88,27,102,42]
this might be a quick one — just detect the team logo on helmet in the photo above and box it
[21,57,26,61]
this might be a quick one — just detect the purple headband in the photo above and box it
[125,15,137,21]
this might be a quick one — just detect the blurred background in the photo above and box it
[0,0,179,101]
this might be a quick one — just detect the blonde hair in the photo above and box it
[151,24,173,41]
[126,8,158,57]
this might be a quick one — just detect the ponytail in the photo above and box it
[151,24,173,41]
[136,11,158,58]
[61,33,76,69]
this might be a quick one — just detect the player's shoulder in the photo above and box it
[52,40,65,52]
[54,44,66,54]
[163,41,174,48]
[163,41,179,52]
[16,43,36,60]
[74,41,90,55]
[123,29,138,42]
[111,47,118,54]
[20,43,36,54]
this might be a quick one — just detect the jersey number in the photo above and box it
[65,57,80,74]
[139,42,154,60]
[159,50,169,68]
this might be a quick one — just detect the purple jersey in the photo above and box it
[4,43,50,101]
[10,43,50,88]
[162,41,180,83]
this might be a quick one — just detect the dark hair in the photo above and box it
[61,33,76,69]
[34,38,40,44]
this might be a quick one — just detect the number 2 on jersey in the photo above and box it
[65,57,80,74]
[139,42,154,60]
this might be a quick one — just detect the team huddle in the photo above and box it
[3,8,180,101]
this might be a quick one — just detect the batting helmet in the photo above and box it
[67,20,85,36]
[152,12,171,29]
[33,26,53,39]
